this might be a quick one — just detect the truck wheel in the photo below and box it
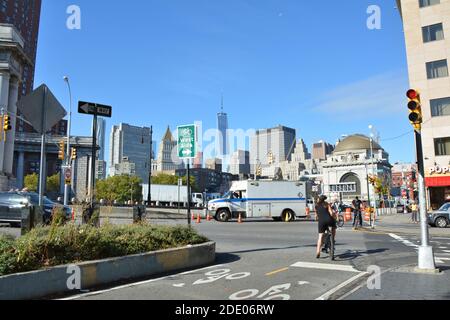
[282,210,295,222]
[216,209,231,222]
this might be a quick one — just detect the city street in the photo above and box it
[44,218,447,301]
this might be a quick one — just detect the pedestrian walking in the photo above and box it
[411,201,419,224]
[352,196,363,229]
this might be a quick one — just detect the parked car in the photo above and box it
[428,203,450,228]
[0,192,72,227]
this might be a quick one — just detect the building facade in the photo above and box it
[217,99,229,172]
[312,141,334,161]
[229,150,250,176]
[397,0,450,209]
[322,135,392,204]
[0,24,29,191]
[205,158,223,172]
[250,125,296,174]
[109,123,151,182]
[155,126,182,174]
[391,162,418,200]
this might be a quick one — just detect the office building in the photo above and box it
[312,141,334,161]
[109,123,151,182]
[250,125,296,174]
[217,97,229,171]
[155,126,182,174]
[229,150,250,176]
[397,0,450,209]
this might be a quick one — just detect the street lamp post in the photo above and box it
[369,125,376,228]
[147,125,153,207]
[63,76,72,206]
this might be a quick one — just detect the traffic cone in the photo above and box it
[238,213,243,224]
[207,214,211,222]
[71,208,75,221]
[191,212,195,221]
[196,214,201,224]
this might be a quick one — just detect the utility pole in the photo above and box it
[63,76,72,206]
[147,125,153,207]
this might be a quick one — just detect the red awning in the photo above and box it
[426,176,450,187]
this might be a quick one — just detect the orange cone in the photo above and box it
[196,214,201,224]
[71,208,75,221]
[191,212,195,221]
[238,213,243,224]
[207,214,211,221]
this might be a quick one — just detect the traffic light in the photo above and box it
[58,140,65,160]
[407,89,422,130]
[3,115,11,132]
[71,147,77,160]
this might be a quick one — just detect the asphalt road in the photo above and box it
[3,218,449,300]
[59,218,436,301]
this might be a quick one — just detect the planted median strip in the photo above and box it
[0,222,209,277]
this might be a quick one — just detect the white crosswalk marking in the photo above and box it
[290,262,360,273]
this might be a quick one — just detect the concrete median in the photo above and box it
[0,241,215,300]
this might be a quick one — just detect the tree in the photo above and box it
[96,175,143,204]
[24,174,38,192]
[46,174,60,193]
[152,173,197,192]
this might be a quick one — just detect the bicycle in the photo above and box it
[336,212,345,228]
[321,227,335,261]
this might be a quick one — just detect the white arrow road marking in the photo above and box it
[290,262,360,273]
[173,283,186,288]
[298,281,310,286]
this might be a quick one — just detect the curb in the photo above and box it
[0,241,215,300]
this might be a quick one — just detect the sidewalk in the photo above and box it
[345,265,450,300]
[358,213,450,237]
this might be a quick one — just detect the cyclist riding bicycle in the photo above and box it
[315,195,337,259]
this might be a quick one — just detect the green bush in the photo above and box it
[0,223,209,276]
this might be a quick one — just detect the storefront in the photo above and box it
[426,166,450,210]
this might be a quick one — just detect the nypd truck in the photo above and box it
[207,180,307,222]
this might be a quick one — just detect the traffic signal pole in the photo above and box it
[415,130,436,271]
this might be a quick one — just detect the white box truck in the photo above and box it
[142,184,204,207]
[207,180,307,222]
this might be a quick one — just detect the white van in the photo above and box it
[207,180,307,222]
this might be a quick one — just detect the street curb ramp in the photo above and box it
[0,241,216,300]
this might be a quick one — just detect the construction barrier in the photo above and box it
[344,208,352,222]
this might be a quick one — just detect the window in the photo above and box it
[435,137,450,156]
[423,23,444,42]
[431,97,450,117]
[420,0,440,7]
[427,59,449,79]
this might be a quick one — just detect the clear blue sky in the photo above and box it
[34,0,413,164]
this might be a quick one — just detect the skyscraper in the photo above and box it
[156,126,182,173]
[250,125,296,174]
[109,123,151,182]
[312,141,334,161]
[217,96,229,171]
[96,118,106,161]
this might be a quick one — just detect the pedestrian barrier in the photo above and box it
[344,208,352,222]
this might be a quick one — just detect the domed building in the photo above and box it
[322,134,392,204]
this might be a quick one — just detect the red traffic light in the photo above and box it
[407,89,419,100]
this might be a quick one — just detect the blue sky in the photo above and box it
[34,0,413,163]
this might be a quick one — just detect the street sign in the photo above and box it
[64,167,72,185]
[177,124,196,159]
[17,84,67,134]
[78,101,112,118]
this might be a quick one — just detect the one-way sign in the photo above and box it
[78,101,112,118]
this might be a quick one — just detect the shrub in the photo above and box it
[0,223,209,276]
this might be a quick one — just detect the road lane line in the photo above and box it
[290,262,360,273]
[315,272,368,300]
[59,264,225,300]
[265,267,289,276]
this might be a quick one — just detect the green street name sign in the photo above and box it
[177,124,196,159]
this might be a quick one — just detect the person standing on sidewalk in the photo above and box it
[411,201,419,224]
[352,196,363,229]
